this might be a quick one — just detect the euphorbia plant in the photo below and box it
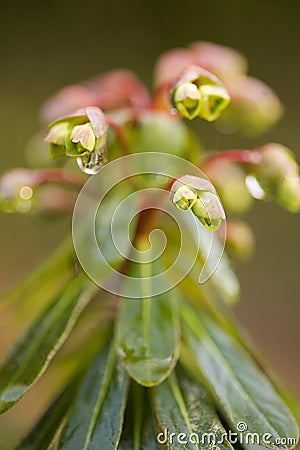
[0,42,299,449]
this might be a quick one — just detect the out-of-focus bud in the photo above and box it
[205,161,253,215]
[0,168,81,214]
[41,85,99,124]
[170,175,225,231]
[45,106,108,174]
[218,76,283,136]
[35,185,76,214]
[0,169,39,213]
[253,143,300,212]
[172,82,201,119]
[225,220,255,260]
[154,42,247,88]
[171,66,230,122]
[190,41,248,80]
[276,177,300,213]
[41,70,151,123]
[86,70,151,110]
[154,47,195,87]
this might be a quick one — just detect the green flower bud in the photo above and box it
[172,82,201,120]
[170,175,225,232]
[171,65,231,122]
[253,143,300,212]
[171,183,197,210]
[276,177,300,213]
[192,191,225,232]
[206,162,253,214]
[198,84,231,122]
[70,123,96,152]
[45,106,108,173]
[256,144,298,182]
[218,76,282,136]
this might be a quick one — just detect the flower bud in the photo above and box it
[45,106,108,174]
[171,183,197,210]
[218,76,282,136]
[226,220,255,260]
[257,144,298,181]
[253,143,300,212]
[172,82,201,119]
[206,162,253,214]
[198,84,231,122]
[170,175,225,231]
[171,65,230,122]
[191,41,248,80]
[276,177,300,213]
[192,191,225,231]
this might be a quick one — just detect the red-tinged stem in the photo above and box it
[134,178,176,239]
[202,149,262,172]
[34,168,85,188]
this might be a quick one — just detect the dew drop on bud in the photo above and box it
[76,148,107,175]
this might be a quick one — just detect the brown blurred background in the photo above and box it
[0,0,299,440]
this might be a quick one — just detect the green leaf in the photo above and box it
[152,371,233,450]
[15,381,78,450]
[116,256,180,387]
[118,384,159,450]
[181,305,299,449]
[58,344,129,450]
[160,214,240,306]
[73,183,139,286]
[0,277,97,414]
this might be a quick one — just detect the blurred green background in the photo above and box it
[0,0,299,438]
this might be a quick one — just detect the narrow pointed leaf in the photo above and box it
[116,258,180,387]
[15,381,79,450]
[181,305,299,449]
[58,345,129,450]
[0,278,97,413]
[160,214,240,305]
[118,386,159,450]
[152,371,233,450]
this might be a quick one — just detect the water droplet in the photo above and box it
[245,175,266,200]
[19,186,33,200]
[77,148,107,175]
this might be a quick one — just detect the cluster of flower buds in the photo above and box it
[252,143,300,212]
[155,42,282,135]
[171,66,230,122]
[45,106,108,174]
[170,175,225,231]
